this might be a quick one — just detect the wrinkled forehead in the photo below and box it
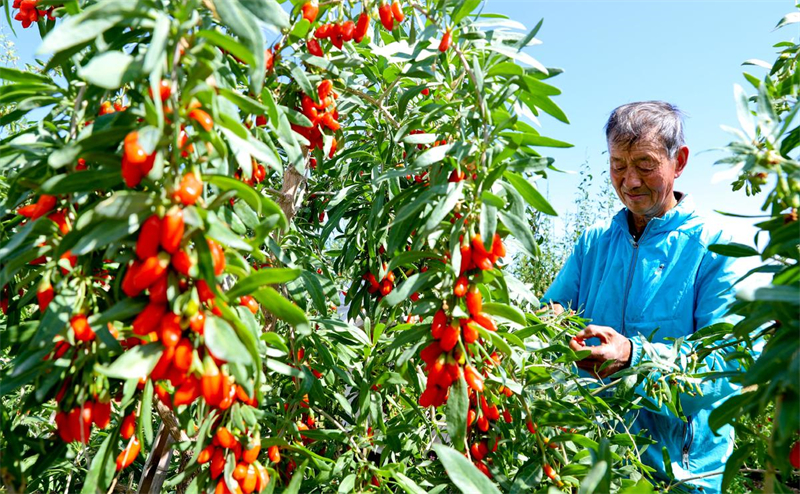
[607,132,667,159]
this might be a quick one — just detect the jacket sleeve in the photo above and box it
[628,237,746,419]
[541,233,585,310]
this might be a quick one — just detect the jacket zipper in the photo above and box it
[682,416,694,469]
[620,239,639,334]
[620,220,654,334]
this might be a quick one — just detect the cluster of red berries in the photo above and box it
[54,399,112,445]
[16,194,75,269]
[414,233,509,474]
[197,426,270,494]
[11,0,57,28]
[377,1,405,31]
[310,13,370,54]
[120,82,206,188]
[291,80,339,157]
[362,264,396,298]
[234,160,267,187]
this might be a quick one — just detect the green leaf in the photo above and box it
[290,63,316,100]
[433,444,502,494]
[299,271,327,314]
[445,376,469,451]
[41,168,121,194]
[205,316,252,365]
[238,0,290,30]
[252,287,309,329]
[577,461,607,494]
[70,218,141,256]
[78,51,136,90]
[0,67,53,85]
[219,87,269,116]
[197,29,256,67]
[141,379,154,445]
[734,84,755,140]
[504,171,557,216]
[265,358,304,378]
[412,144,452,169]
[205,175,287,229]
[143,14,170,75]
[80,431,117,494]
[283,460,307,494]
[227,268,302,299]
[75,192,154,228]
[708,242,759,258]
[338,474,357,494]
[382,272,434,307]
[213,0,266,94]
[498,210,540,260]
[482,302,526,326]
[722,443,753,492]
[96,343,163,380]
[451,0,481,25]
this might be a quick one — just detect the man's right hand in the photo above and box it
[536,303,565,316]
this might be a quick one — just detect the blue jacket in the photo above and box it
[543,193,741,494]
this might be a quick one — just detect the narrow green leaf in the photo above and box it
[252,287,309,328]
[197,29,256,67]
[445,376,469,451]
[205,316,252,365]
[504,171,557,216]
[433,444,502,494]
[96,343,163,380]
[498,210,540,259]
[78,51,136,90]
[708,242,760,258]
[227,268,302,298]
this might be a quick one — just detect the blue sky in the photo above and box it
[2,0,795,251]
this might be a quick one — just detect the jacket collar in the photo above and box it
[612,191,696,239]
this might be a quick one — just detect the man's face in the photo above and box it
[608,135,688,220]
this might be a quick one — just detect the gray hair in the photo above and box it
[604,101,686,159]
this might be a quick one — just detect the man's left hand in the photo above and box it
[569,325,632,379]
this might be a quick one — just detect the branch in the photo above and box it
[339,86,399,129]
[69,84,87,141]
[155,399,191,443]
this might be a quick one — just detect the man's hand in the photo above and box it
[535,303,565,316]
[569,325,632,379]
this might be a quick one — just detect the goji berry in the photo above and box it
[71,314,95,342]
[439,29,452,52]
[189,109,214,132]
[301,1,318,23]
[124,131,148,165]
[116,436,141,471]
[120,412,136,439]
[133,252,170,291]
[149,80,171,102]
[132,302,166,335]
[354,12,370,43]
[378,2,393,31]
[176,172,203,206]
[161,207,184,254]
[391,1,404,22]
[268,445,280,463]
[307,38,324,56]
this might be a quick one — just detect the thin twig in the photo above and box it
[340,87,400,129]
[68,84,87,141]
[314,407,370,464]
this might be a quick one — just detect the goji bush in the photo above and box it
[0,1,793,494]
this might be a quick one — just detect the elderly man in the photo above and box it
[542,101,741,493]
